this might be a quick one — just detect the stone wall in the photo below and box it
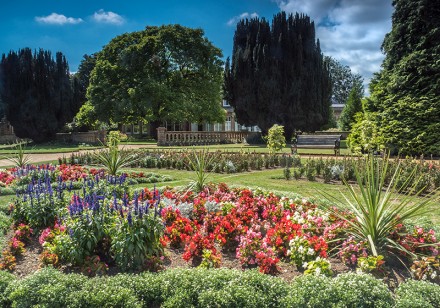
[56,131,106,144]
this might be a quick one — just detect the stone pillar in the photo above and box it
[157,127,167,146]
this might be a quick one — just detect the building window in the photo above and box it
[222,100,230,107]
[225,116,232,131]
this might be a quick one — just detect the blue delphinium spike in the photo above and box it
[127,211,132,226]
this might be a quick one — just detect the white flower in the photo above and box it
[302,262,308,269]
[307,248,315,255]
[298,246,305,253]
[431,271,437,280]
[315,267,321,276]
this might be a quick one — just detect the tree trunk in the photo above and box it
[149,120,161,140]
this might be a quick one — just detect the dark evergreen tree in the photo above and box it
[224,12,332,139]
[363,0,440,155]
[0,48,78,142]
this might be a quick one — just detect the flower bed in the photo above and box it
[3,175,439,283]
[0,164,172,195]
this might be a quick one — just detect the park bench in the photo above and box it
[291,134,342,155]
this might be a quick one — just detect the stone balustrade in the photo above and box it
[157,127,255,146]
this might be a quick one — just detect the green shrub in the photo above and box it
[0,271,15,306]
[6,267,86,307]
[266,124,286,154]
[158,268,287,308]
[281,274,337,307]
[395,279,440,308]
[68,277,142,308]
[106,272,163,307]
[0,212,11,234]
[333,273,394,307]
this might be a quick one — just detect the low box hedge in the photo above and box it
[1,267,439,307]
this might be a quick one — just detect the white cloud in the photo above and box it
[227,12,259,26]
[275,0,394,93]
[35,13,83,25]
[93,9,125,25]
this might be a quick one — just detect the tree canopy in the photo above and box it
[326,57,363,106]
[338,80,364,131]
[87,25,225,137]
[224,12,332,139]
[0,48,80,142]
[357,0,440,155]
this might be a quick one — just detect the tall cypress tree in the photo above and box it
[0,48,78,142]
[224,12,332,139]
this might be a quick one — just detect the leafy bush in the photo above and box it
[12,180,67,229]
[395,279,440,308]
[0,271,14,306]
[282,274,337,307]
[333,273,394,307]
[68,277,143,308]
[266,124,286,154]
[6,267,86,307]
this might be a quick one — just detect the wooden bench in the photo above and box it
[291,134,342,155]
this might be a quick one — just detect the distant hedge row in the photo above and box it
[1,267,439,307]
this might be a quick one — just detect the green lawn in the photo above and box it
[136,144,351,155]
[0,142,102,154]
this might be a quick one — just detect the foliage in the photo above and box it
[395,279,440,308]
[185,149,217,192]
[348,111,385,154]
[92,145,134,176]
[332,272,394,307]
[361,0,440,155]
[303,256,333,277]
[330,154,439,257]
[410,256,440,282]
[266,124,286,154]
[111,198,164,270]
[6,266,87,308]
[224,12,332,138]
[88,25,225,136]
[12,177,67,229]
[338,80,364,131]
[0,48,81,142]
[70,54,97,131]
[326,56,364,106]
[3,141,31,168]
[357,255,385,273]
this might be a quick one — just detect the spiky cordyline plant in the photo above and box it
[4,140,32,168]
[185,148,218,192]
[329,154,439,257]
[93,145,134,176]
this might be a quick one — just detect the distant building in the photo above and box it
[331,104,345,121]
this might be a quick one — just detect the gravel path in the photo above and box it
[0,144,155,168]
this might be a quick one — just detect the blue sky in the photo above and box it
[0,0,393,89]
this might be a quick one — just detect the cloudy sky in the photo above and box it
[0,0,393,92]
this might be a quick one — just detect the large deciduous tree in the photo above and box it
[223,12,332,139]
[326,57,363,106]
[361,0,440,155]
[0,48,79,142]
[87,25,225,138]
